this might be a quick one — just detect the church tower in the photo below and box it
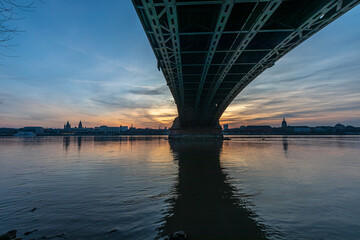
[281,118,287,129]
[78,121,83,129]
[64,121,71,129]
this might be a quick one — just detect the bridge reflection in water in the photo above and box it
[158,141,269,239]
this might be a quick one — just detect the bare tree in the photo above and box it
[0,0,35,56]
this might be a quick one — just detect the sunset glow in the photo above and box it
[0,1,359,128]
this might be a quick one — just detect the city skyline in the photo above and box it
[2,117,359,130]
[1,1,360,128]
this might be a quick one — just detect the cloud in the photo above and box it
[221,47,360,127]
[128,85,169,96]
[90,96,154,109]
[1,3,359,128]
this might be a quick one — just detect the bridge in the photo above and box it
[132,0,360,139]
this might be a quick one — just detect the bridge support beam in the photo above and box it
[169,117,223,141]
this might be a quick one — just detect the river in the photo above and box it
[1,136,359,239]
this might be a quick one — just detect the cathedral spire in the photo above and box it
[64,121,71,129]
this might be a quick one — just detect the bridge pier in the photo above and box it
[134,0,360,142]
[168,117,223,141]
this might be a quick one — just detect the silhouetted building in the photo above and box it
[313,126,335,134]
[64,121,71,129]
[345,125,358,134]
[245,125,273,134]
[22,126,44,134]
[44,128,62,135]
[120,125,129,131]
[78,121,83,129]
[335,123,346,134]
[288,126,310,133]
[282,118,287,129]
[223,124,229,130]
[96,126,120,135]
[335,123,345,129]
[0,128,17,136]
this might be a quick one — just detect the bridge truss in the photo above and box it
[133,0,360,128]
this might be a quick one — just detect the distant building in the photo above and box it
[335,123,345,130]
[44,128,62,135]
[335,123,346,134]
[0,128,17,136]
[78,121,83,129]
[96,126,120,134]
[245,125,273,134]
[64,121,71,129]
[120,125,129,131]
[281,118,287,128]
[22,126,44,134]
[223,124,229,130]
[289,126,310,133]
[314,126,335,134]
[15,132,36,137]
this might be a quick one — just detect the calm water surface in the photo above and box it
[0,136,360,239]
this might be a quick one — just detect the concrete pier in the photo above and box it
[168,117,223,140]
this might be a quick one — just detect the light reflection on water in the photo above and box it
[0,136,360,239]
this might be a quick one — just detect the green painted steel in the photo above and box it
[133,0,360,128]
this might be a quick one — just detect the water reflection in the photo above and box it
[61,136,167,152]
[158,141,267,240]
[282,136,288,156]
[77,136,82,152]
[63,136,70,152]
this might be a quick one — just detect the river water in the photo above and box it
[0,136,359,239]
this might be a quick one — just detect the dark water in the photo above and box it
[0,136,360,239]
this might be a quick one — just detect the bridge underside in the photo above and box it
[133,0,359,132]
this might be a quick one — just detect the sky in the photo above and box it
[0,1,360,129]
